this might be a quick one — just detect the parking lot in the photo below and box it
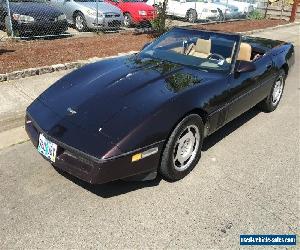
[0,25,299,248]
[0,17,210,39]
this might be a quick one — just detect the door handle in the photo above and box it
[266,64,272,70]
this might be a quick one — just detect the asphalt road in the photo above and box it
[0,26,299,249]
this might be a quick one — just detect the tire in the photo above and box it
[259,69,286,113]
[159,114,204,181]
[123,13,133,27]
[187,9,197,23]
[217,9,225,21]
[74,12,88,32]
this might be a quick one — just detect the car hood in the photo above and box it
[8,3,63,18]
[77,2,122,13]
[37,55,222,139]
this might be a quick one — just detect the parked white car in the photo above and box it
[150,0,226,22]
[207,0,242,19]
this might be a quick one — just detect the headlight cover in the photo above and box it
[12,13,34,23]
[138,10,147,16]
[55,14,66,21]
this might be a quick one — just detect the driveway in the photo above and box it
[0,25,299,249]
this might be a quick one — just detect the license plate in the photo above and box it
[38,134,57,162]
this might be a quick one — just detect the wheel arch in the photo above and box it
[186,8,197,16]
[164,108,209,147]
[73,10,83,19]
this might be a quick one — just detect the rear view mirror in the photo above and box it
[180,0,186,3]
[236,61,256,73]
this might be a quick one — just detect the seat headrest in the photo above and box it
[194,38,211,54]
[237,42,252,62]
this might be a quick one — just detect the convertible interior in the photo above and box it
[170,37,266,63]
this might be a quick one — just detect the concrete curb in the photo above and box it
[1,22,299,83]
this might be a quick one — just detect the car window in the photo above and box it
[140,28,240,72]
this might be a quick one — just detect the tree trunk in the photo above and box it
[290,0,299,22]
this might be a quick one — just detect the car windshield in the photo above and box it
[140,28,240,72]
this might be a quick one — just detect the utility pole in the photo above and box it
[290,0,299,22]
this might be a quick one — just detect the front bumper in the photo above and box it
[12,20,68,36]
[132,13,157,24]
[85,15,124,29]
[25,114,163,185]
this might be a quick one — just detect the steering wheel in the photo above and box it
[207,53,225,61]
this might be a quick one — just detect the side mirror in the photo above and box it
[236,61,256,73]
[141,42,151,50]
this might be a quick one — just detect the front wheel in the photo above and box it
[123,13,133,27]
[259,69,286,112]
[187,9,197,23]
[74,12,88,32]
[159,114,204,181]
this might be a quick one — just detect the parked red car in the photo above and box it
[106,0,156,27]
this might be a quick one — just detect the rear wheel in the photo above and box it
[187,9,197,23]
[74,12,88,32]
[259,69,285,112]
[217,9,225,21]
[159,114,204,181]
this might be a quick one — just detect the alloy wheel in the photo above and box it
[272,76,284,106]
[124,16,130,27]
[173,125,200,171]
[75,15,84,31]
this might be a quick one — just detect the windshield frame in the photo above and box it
[140,27,241,74]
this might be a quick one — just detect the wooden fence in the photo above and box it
[256,0,300,20]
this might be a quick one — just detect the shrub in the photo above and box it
[151,0,169,36]
[249,9,264,20]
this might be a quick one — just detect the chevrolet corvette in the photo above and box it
[25,27,295,184]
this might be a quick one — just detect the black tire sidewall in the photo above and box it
[74,12,87,32]
[264,69,286,112]
[187,10,197,23]
[124,13,132,27]
[159,114,204,181]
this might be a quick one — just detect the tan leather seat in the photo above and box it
[237,42,252,61]
[188,38,211,58]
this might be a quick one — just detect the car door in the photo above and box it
[167,0,179,16]
[226,54,275,122]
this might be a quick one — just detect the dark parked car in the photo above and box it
[0,0,68,37]
[26,27,294,185]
